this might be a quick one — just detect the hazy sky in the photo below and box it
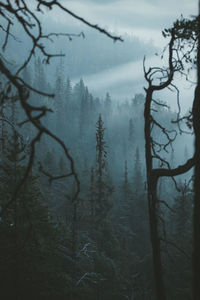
[43,0,198,111]
[55,0,198,47]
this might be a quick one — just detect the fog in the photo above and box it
[0,1,197,299]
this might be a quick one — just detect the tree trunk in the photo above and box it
[144,88,166,300]
[193,3,200,299]
[148,181,166,300]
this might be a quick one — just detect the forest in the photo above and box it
[0,1,199,300]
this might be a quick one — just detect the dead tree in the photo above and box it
[143,22,197,299]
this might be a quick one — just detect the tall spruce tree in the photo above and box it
[94,114,112,224]
[133,146,143,196]
[128,118,134,147]
[0,126,75,299]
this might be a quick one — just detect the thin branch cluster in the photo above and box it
[0,0,122,216]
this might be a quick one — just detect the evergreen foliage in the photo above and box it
[0,55,194,299]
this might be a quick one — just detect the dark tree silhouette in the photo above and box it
[193,3,200,299]
[143,17,198,300]
[94,114,112,223]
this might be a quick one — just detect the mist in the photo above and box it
[0,1,197,299]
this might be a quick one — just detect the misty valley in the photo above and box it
[0,1,199,300]
[0,59,193,299]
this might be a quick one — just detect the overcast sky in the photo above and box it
[52,0,198,47]
[42,0,198,111]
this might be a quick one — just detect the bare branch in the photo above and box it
[161,238,191,260]
[37,0,123,42]
[39,163,73,184]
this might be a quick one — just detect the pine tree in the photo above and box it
[65,77,72,114]
[133,146,143,195]
[104,92,112,120]
[54,58,66,138]
[117,160,132,227]
[92,114,113,224]
[0,128,73,299]
[122,160,131,202]
[89,167,95,217]
[128,117,134,146]
[173,181,192,243]
[166,181,193,299]
[79,86,89,138]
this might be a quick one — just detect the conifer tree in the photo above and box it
[122,160,132,204]
[89,167,95,217]
[166,181,193,299]
[128,117,134,146]
[117,160,132,227]
[173,181,192,244]
[0,128,73,299]
[133,146,143,195]
[79,86,89,138]
[93,114,112,224]
[104,92,112,120]
[65,77,72,115]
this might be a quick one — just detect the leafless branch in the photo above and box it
[161,238,191,260]
[37,0,123,42]
[39,162,73,184]
[0,0,122,216]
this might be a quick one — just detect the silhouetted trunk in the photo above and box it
[193,3,200,299]
[144,88,166,300]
